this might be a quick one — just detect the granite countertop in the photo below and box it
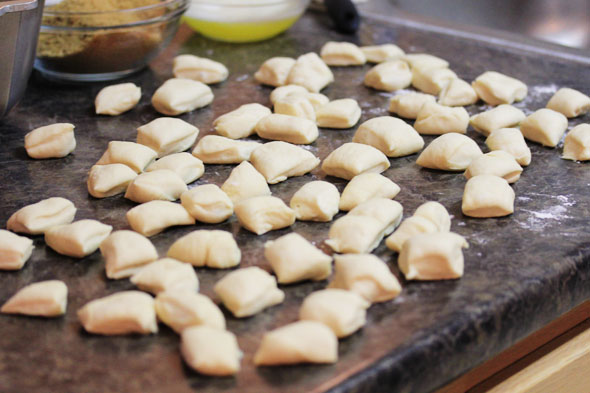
[1,9,589,393]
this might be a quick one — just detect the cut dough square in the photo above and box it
[181,326,241,376]
[137,117,199,158]
[124,169,188,203]
[234,195,296,235]
[192,135,261,164]
[471,71,527,106]
[414,102,469,135]
[316,98,361,129]
[0,229,34,270]
[485,128,532,166]
[87,164,138,198]
[173,54,228,84]
[156,292,225,334]
[520,108,568,147]
[403,53,449,70]
[250,141,320,184]
[286,52,334,92]
[145,152,204,184]
[389,92,436,119]
[1,280,67,317]
[462,175,515,217]
[364,60,412,92]
[255,57,296,87]
[151,78,214,116]
[270,85,309,105]
[255,113,318,144]
[305,92,330,111]
[167,230,241,269]
[413,201,452,231]
[438,78,478,106]
[470,104,526,136]
[322,142,390,180]
[181,184,234,224]
[563,124,590,161]
[546,87,590,118]
[25,123,76,159]
[416,133,483,171]
[126,200,195,237]
[95,83,141,116]
[464,150,523,183]
[325,215,386,254]
[411,66,457,95]
[320,41,366,66]
[273,95,316,122]
[96,141,157,173]
[352,116,424,158]
[346,198,403,236]
[290,180,340,222]
[214,103,272,139]
[361,44,405,63]
[130,258,199,295]
[339,173,400,211]
[7,197,76,235]
[45,219,113,258]
[100,230,158,279]
[221,161,271,203]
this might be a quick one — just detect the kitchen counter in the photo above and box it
[1,9,590,393]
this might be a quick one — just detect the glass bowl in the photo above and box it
[35,0,189,82]
[184,0,310,43]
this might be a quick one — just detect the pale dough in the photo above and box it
[363,60,412,92]
[1,280,67,317]
[273,94,316,121]
[255,113,319,144]
[137,117,199,158]
[416,133,483,171]
[96,141,157,173]
[214,103,272,139]
[181,184,234,224]
[7,197,76,235]
[100,230,158,279]
[322,142,390,180]
[234,195,296,235]
[546,87,590,118]
[130,258,199,295]
[220,161,271,203]
[562,124,590,161]
[471,71,527,106]
[126,200,195,237]
[167,230,241,268]
[469,104,526,136]
[270,85,309,105]
[520,108,568,147]
[0,229,34,270]
[87,164,138,198]
[389,92,436,119]
[325,215,387,254]
[45,219,113,258]
[352,116,424,157]
[346,198,403,236]
[145,152,204,184]
[289,180,340,222]
[485,128,532,166]
[412,66,457,95]
[403,53,449,70]
[156,292,225,333]
[173,54,228,84]
[464,150,523,183]
[250,141,320,184]
[316,98,361,129]
[438,78,478,107]
[286,52,334,92]
[151,78,214,116]
[414,201,452,231]
[339,173,400,211]
[192,135,261,164]
[181,326,241,376]
[95,83,141,116]
[320,41,366,66]
[361,44,405,63]
[414,102,469,135]
[24,123,76,159]
[305,92,330,111]
[124,169,188,203]
[462,174,515,218]
[255,57,296,87]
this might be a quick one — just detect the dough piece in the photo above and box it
[352,116,424,157]
[250,141,320,184]
[414,102,469,135]
[546,87,590,118]
[290,180,340,222]
[485,128,532,166]
[7,197,76,235]
[398,232,468,280]
[181,326,241,376]
[192,135,261,164]
[126,201,195,237]
[95,83,141,115]
[137,117,199,158]
[339,173,400,211]
[124,169,188,203]
[45,219,113,258]
[562,124,590,161]
[96,141,157,173]
[273,95,316,121]
[264,232,332,284]
[214,266,285,317]
[322,142,390,180]
[470,105,526,137]
[363,60,412,92]
[156,292,225,333]
[412,65,457,95]
[416,133,483,171]
[24,123,76,159]
[87,164,138,198]
[389,92,436,119]
[172,54,228,84]
[151,78,214,116]
[403,53,449,70]
[286,52,334,92]
[299,289,370,338]
[0,229,34,270]
[329,254,402,303]
[325,215,386,254]
[77,291,157,335]
[320,41,366,66]
[145,152,204,184]
[520,108,568,147]
[414,201,452,231]
[130,258,199,295]
[255,57,296,87]
[100,230,158,279]
[255,114,319,144]
[347,198,404,235]
[438,78,478,106]
[269,85,309,105]
[462,175,515,217]
[234,196,296,235]
[181,184,233,224]
[214,103,272,139]
[361,44,405,63]
[221,161,271,203]
[1,280,67,317]
[305,93,330,111]
[168,230,240,268]
[254,321,338,366]
[471,71,527,106]
[316,99,361,129]
[464,150,523,183]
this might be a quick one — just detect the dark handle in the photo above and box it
[324,0,361,34]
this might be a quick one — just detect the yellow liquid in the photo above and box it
[183,16,299,43]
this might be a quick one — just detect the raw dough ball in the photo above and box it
[325,215,387,254]
[361,44,405,63]
[95,83,141,116]
[7,197,76,235]
[416,133,483,171]
[126,201,195,237]
[305,92,331,111]
[173,54,228,84]
[389,92,436,119]
[214,266,284,318]
[329,254,402,303]
[546,87,590,118]
[255,57,296,87]
[339,173,400,211]
[316,98,362,129]
[1,280,67,317]
[214,103,272,139]
[464,150,523,183]
[299,288,370,338]
[469,104,526,136]
[24,123,76,159]
[270,85,310,105]
[438,78,478,106]
[485,128,532,166]
[471,71,527,106]
[290,180,340,222]
[130,258,199,295]
[100,230,158,279]
[124,169,188,203]
[462,175,515,217]
[156,292,225,334]
[145,152,204,184]
[320,41,366,66]
[411,66,457,95]
[96,141,157,173]
[151,78,214,116]
[181,184,234,224]
[192,135,261,164]
[250,141,320,184]
[403,53,449,70]
[562,123,590,161]
[45,219,113,258]
[254,321,338,366]
[520,108,568,147]
[167,230,241,268]
[347,198,403,236]
[352,116,424,157]
[255,113,319,144]
[322,142,390,180]
[398,232,468,280]
[286,52,334,92]
[137,117,199,158]
[0,229,34,270]
[221,161,271,203]
[77,291,157,335]
[414,201,452,231]
[264,232,332,284]
[87,164,138,198]
[363,60,412,92]
[414,102,469,135]
[273,94,316,121]
[234,195,296,235]
[181,326,241,376]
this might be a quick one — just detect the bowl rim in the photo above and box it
[188,0,309,7]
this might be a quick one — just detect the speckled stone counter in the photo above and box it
[1,10,589,393]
